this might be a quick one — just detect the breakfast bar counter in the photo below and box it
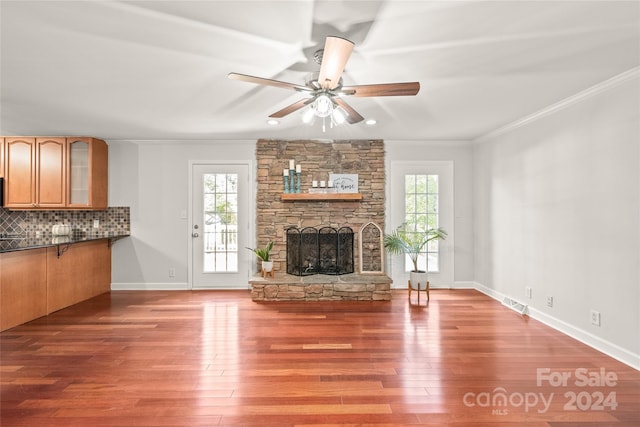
[0,232,130,253]
[0,233,129,331]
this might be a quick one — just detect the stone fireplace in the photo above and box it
[286,226,354,276]
[250,139,391,301]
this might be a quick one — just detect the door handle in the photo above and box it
[192,233,199,238]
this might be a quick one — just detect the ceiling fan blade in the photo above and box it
[317,36,354,90]
[228,72,312,93]
[269,98,314,118]
[340,82,420,97]
[333,98,364,124]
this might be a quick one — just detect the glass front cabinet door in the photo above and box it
[67,137,108,209]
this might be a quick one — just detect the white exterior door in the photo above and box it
[191,163,250,288]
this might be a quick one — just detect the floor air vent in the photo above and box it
[502,297,529,315]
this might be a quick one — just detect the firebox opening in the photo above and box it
[286,226,354,276]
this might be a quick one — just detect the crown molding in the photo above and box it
[474,67,640,144]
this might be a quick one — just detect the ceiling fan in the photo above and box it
[228,36,420,125]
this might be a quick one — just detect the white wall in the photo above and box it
[108,140,256,289]
[472,71,640,367]
[109,139,474,289]
[386,141,475,284]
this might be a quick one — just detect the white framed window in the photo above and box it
[203,173,239,272]
[404,174,441,273]
[388,161,454,287]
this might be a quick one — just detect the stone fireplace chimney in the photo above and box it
[255,139,385,274]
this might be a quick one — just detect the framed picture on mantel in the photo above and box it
[330,174,358,193]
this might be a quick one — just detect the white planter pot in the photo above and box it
[409,271,428,290]
[261,261,274,272]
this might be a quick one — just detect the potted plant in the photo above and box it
[247,241,274,274]
[383,223,447,289]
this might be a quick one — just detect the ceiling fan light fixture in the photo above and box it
[266,119,279,125]
[301,107,315,124]
[332,108,346,125]
[229,36,419,129]
[365,119,377,125]
[314,93,333,117]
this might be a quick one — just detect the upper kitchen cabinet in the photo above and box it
[3,136,108,210]
[37,137,67,208]
[4,137,38,208]
[5,137,67,208]
[67,137,108,210]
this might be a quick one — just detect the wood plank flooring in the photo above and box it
[1,289,639,426]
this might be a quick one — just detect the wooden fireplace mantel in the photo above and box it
[280,193,362,201]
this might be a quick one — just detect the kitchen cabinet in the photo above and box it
[4,137,37,208]
[46,239,111,314]
[0,248,48,331]
[1,137,5,178]
[37,137,67,208]
[0,239,112,331]
[4,137,67,208]
[67,137,108,209]
[2,136,107,210]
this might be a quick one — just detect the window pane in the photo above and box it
[426,213,438,230]
[405,194,416,214]
[215,174,227,192]
[416,194,427,213]
[226,194,238,212]
[427,175,438,193]
[405,175,416,193]
[227,175,238,193]
[427,195,438,213]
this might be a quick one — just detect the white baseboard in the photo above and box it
[110,282,251,291]
[470,281,640,371]
[452,281,476,289]
[395,281,474,289]
[111,282,190,291]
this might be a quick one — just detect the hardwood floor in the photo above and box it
[1,289,639,426]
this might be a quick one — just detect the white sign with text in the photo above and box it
[329,174,358,193]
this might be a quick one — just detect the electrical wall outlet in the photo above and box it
[525,287,532,299]
[590,310,601,327]
[546,296,554,308]
[169,268,175,278]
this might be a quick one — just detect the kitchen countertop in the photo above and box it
[0,232,130,253]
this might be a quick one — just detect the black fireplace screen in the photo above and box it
[286,226,354,276]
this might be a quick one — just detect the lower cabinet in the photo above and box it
[0,249,47,331]
[0,240,111,331]
[46,240,111,314]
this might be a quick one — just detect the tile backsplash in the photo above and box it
[0,207,130,237]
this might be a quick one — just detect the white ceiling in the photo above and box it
[1,1,638,141]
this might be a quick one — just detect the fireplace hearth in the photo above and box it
[286,226,354,276]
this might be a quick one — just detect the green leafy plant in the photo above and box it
[246,241,274,262]
[383,223,447,272]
